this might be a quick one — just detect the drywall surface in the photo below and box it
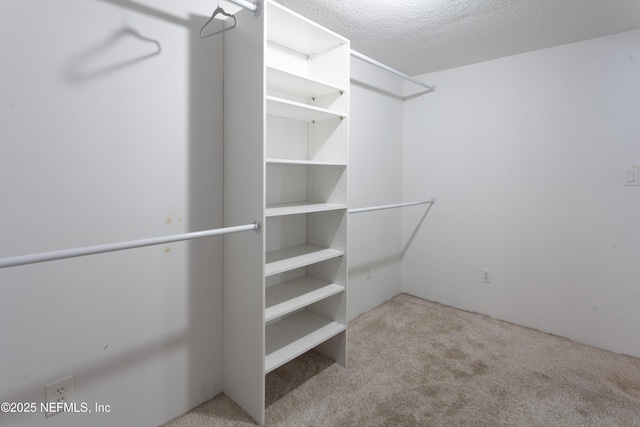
[402,30,640,357]
[348,57,404,320]
[0,1,223,426]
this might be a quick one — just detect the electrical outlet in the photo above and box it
[623,167,639,186]
[482,268,492,284]
[45,375,74,417]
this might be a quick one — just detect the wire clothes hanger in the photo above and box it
[200,5,237,39]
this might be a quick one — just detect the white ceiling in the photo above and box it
[273,0,640,76]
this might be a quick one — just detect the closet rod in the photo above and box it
[227,0,261,16]
[348,198,435,214]
[0,222,261,270]
[350,50,435,93]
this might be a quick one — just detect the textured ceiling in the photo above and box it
[273,0,640,76]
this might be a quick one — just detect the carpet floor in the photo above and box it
[164,293,640,426]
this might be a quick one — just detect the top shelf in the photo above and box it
[267,0,348,57]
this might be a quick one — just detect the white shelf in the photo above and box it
[265,310,345,373]
[266,158,347,167]
[265,202,346,217]
[267,1,347,56]
[265,277,344,322]
[265,244,343,277]
[267,66,346,98]
[267,96,345,122]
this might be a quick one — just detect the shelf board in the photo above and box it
[267,66,346,98]
[266,158,347,167]
[267,96,345,122]
[265,277,344,323]
[265,202,346,217]
[267,1,348,57]
[265,244,343,277]
[265,310,345,373]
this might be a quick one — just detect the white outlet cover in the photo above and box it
[482,268,492,283]
[45,375,74,417]
[623,167,639,186]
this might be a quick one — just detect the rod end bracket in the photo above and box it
[253,1,262,17]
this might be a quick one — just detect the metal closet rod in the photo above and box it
[348,198,435,214]
[0,222,261,270]
[227,0,261,16]
[350,50,435,93]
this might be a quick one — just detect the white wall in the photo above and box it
[402,30,640,357]
[348,57,404,320]
[0,1,224,426]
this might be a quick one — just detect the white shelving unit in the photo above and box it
[223,1,349,424]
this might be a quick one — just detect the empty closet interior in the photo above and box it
[1,0,639,426]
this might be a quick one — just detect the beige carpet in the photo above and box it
[164,293,640,426]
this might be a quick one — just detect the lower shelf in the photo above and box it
[265,310,345,374]
[265,277,344,322]
[265,244,343,277]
